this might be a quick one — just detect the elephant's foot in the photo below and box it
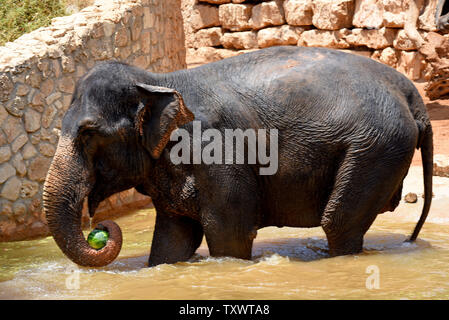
[206,234,254,260]
[325,232,364,257]
[148,213,203,267]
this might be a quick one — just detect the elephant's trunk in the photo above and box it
[43,136,122,267]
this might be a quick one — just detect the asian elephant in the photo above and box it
[43,46,433,268]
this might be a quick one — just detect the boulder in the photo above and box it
[433,154,449,178]
[313,0,354,30]
[257,25,304,48]
[382,0,407,28]
[404,192,418,203]
[194,27,223,48]
[371,47,399,67]
[346,27,397,49]
[221,31,258,49]
[219,3,253,31]
[298,29,351,48]
[190,4,220,31]
[283,0,313,26]
[353,0,383,29]
[397,50,424,80]
[250,1,285,30]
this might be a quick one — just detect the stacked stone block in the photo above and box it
[182,0,445,81]
[0,0,186,241]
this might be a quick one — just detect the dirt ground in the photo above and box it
[412,82,449,166]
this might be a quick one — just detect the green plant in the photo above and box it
[0,0,67,46]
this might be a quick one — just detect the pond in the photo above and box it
[0,167,448,299]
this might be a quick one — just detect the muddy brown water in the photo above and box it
[0,167,448,299]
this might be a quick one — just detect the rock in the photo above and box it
[39,143,56,157]
[298,29,351,49]
[199,0,230,3]
[13,202,27,223]
[30,92,44,110]
[0,163,16,184]
[58,76,76,94]
[5,97,27,117]
[382,0,406,28]
[46,92,62,105]
[257,25,303,48]
[250,1,285,30]
[221,31,258,49]
[16,84,30,97]
[40,79,54,97]
[1,177,22,201]
[0,74,13,102]
[0,146,11,163]
[11,134,28,153]
[420,32,449,99]
[312,0,354,30]
[372,47,399,67]
[114,27,129,47]
[2,116,24,143]
[22,143,38,160]
[433,154,449,178]
[194,27,223,48]
[11,153,26,177]
[0,103,7,125]
[25,70,42,89]
[404,192,418,203]
[24,109,42,133]
[353,0,383,29]
[190,4,220,31]
[130,16,143,41]
[61,55,76,73]
[42,105,57,129]
[219,3,253,31]
[346,27,397,49]
[20,180,40,198]
[28,156,52,182]
[186,46,248,67]
[283,0,313,26]
[394,29,421,51]
[397,50,423,80]
[418,0,439,31]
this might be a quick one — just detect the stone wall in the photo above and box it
[182,0,447,83]
[0,0,186,241]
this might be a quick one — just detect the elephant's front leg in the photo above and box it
[148,212,203,266]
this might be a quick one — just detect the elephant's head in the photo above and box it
[43,62,194,267]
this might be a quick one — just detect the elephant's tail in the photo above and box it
[409,121,433,241]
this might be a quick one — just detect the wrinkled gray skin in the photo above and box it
[43,46,433,268]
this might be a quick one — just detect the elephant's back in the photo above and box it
[183,46,420,142]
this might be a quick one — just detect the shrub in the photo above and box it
[0,0,68,46]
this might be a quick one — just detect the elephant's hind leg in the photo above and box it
[321,147,412,256]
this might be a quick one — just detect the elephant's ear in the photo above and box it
[135,83,194,159]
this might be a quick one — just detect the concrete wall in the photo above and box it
[181,0,445,83]
[0,0,186,241]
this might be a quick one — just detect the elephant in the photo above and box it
[43,46,433,268]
